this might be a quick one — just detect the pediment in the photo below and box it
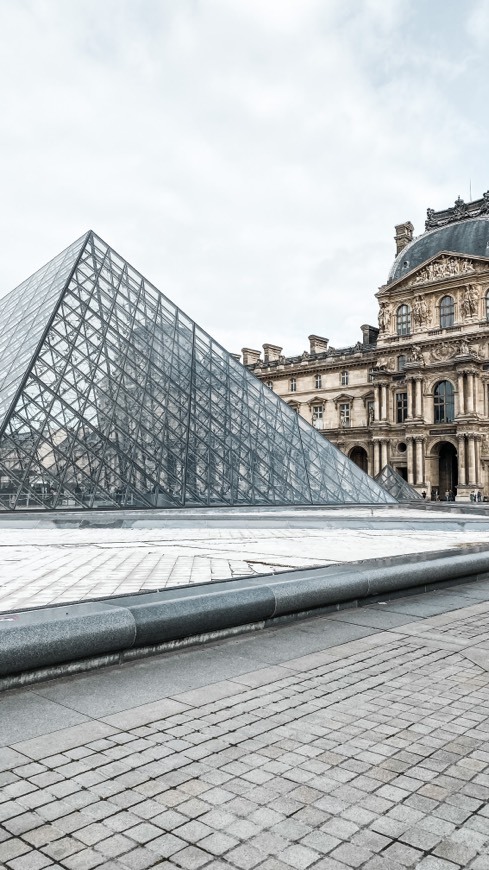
[385,251,489,293]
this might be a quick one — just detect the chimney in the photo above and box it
[241,347,261,366]
[361,324,379,346]
[394,221,414,255]
[308,334,329,355]
[262,343,282,363]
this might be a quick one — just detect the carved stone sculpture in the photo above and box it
[412,295,430,328]
[461,285,479,319]
[411,255,477,286]
[378,302,391,333]
[430,341,459,362]
[408,345,424,364]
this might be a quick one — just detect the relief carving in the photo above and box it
[460,284,479,319]
[430,341,460,362]
[410,255,480,286]
[430,338,480,361]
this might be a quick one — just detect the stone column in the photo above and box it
[381,439,388,469]
[475,435,481,486]
[468,434,477,485]
[381,384,388,421]
[415,437,424,485]
[374,385,380,422]
[406,379,413,419]
[406,438,414,485]
[415,378,423,419]
[373,440,381,476]
[457,434,466,486]
[457,371,465,416]
[466,373,475,416]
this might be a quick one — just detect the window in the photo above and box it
[265,381,273,390]
[290,377,297,393]
[440,295,455,328]
[368,368,375,383]
[315,373,322,389]
[396,304,411,336]
[341,370,349,386]
[312,404,323,429]
[486,290,489,321]
[397,355,406,372]
[396,392,408,423]
[434,380,455,423]
[339,403,350,428]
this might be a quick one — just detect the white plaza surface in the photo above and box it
[2,508,489,613]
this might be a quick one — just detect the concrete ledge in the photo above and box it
[0,602,136,677]
[2,543,489,684]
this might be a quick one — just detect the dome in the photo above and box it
[388,216,489,283]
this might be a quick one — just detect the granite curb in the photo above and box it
[2,543,489,686]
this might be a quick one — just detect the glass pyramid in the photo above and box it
[0,232,394,510]
[375,465,422,502]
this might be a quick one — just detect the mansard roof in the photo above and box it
[388,217,489,284]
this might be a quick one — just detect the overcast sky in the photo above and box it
[0,0,488,358]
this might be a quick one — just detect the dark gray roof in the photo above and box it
[389,217,489,283]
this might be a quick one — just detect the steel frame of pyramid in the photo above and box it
[0,231,394,510]
[375,465,422,502]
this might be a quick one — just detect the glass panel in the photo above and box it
[0,231,395,510]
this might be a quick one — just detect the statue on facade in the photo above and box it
[461,285,479,319]
[378,302,391,333]
[412,295,429,328]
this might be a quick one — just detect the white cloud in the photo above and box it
[0,0,487,358]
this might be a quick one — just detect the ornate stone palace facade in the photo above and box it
[243,192,489,500]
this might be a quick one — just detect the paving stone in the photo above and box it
[172,845,214,869]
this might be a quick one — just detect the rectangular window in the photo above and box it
[368,368,375,383]
[396,392,408,423]
[315,373,322,389]
[339,403,350,428]
[290,377,297,393]
[312,404,323,429]
[341,370,349,386]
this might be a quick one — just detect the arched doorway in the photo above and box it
[438,442,458,499]
[349,446,368,473]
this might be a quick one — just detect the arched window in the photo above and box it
[440,295,455,328]
[396,304,411,336]
[434,381,455,424]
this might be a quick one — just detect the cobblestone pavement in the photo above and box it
[3,584,489,867]
[3,525,489,612]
